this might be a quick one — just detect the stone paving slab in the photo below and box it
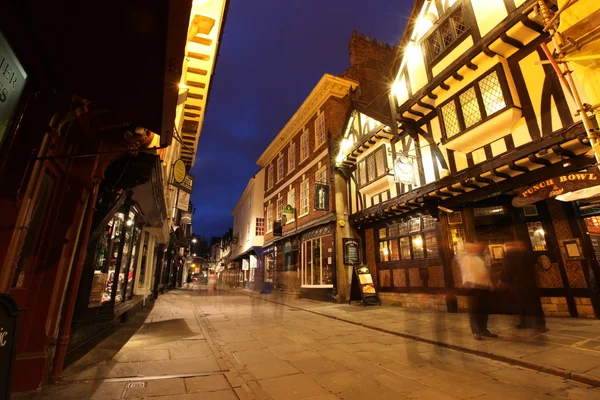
[245,289,600,386]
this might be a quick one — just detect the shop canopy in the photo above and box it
[512,167,600,207]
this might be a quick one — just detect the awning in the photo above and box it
[2,0,193,147]
[131,155,167,228]
[512,167,600,206]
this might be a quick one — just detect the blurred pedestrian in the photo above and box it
[186,271,193,288]
[501,241,547,332]
[457,242,498,340]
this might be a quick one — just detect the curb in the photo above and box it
[245,291,600,388]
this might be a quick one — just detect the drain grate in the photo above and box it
[127,382,146,388]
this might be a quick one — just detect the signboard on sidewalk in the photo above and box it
[349,265,380,307]
[343,238,361,265]
[0,294,20,399]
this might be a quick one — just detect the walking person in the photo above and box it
[186,271,193,289]
[501,241,548,332]
[457,242,498,340]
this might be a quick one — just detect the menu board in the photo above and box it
[343,238,360,265]
[349,265,380,306]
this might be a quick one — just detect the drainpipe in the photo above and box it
[49,180,99,382]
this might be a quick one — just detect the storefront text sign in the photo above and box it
[0,294,20,399]
[512,168,600,207]
[0,32,28,145]
[343,238,360,265]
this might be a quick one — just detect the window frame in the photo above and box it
[255,217,265,236]
[377,215,439,262]
[426,4,470,64]
[438,64,514,144]
[301,235,334,288]
[299,179,310,218]
[277,155,285,182]
[276,196,284,222]
[288,142,296,173]
[315,165,327,185]
[266,204,273,233]
[314,112,326,150]
[356,145,389,188]
[267,164,274,190]
[287,189,295,223]
[300,129,309,161]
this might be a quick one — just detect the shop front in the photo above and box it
[299,224,336,302]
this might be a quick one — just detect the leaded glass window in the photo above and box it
[460,87,482,128]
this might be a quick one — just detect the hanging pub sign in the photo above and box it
[283,204,295,224]
[176,189,190,211]
[512,167,600,207]
[0,32,28,146]
[314,184,329,211]
[173,173,193,194]
[172,159,187,184]
[0,294,20,400]
[343,238,361,265]
[393,154,415,185]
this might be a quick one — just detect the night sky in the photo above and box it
[190,0,415,239]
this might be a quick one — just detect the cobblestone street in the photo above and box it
[18,286,600,399]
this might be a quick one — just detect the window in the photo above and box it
[287,189,295,222]
[300,129,309,161]
[277,156,284,182]
[450,228,466,254]
[268,164,274,189]
[288,142,296,172]
[428,7,468,60]
[439,68,510,141]
[266,204,273,233]
[256,218,265,236]
[276,196,284,222]
[315,112,326,148]
[527,221,548,251]
[300,179,310,216]
[377,215,439,262]
[357,145,388,187]
[302,236,334,286]
[315,165,327,185]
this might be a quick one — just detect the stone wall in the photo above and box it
[379,292,447,311]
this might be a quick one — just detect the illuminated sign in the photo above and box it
[173,159,187,184]
[394,155,415,185]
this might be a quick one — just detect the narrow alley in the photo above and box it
[17,286,600,400]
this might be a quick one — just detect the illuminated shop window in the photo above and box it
[439,67,510,142]
[301,235,333,286]
[527,221,548,251]
[412,235,425,259]
[450,228,466,254]
[377,215,439,262]
[379,227,387,239]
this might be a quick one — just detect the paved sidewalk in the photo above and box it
[244,289,600,387]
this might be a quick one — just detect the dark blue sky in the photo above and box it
[190,0,414,238]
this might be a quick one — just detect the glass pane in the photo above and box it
[379,241,390,262]
[400,237,411,260]
[126,225,141,299]
[460,87,482,128]
[479,71,506,116]
[422,215,436,230]
[399,221,409,235]
[388,222,399,237]
[425,232,439,258]
[441,101,461,138]
[440,21,453,47]
[312,239,321,285]
[367,155,376,182]
[12,170,55,288]
[451,10,467,36]
[527,221,548,251]
[359,161,366,186]
[322,236,333,284]
[375,148,386,177]
[450,228,466,254]
[430,33,442,56]
[104,212,125,304]
[116,213,134,303]
[89,222,112,307]
[389,240,400,261]
[412,235,425,259]
[138,231,150,285]
[379,227,387,239]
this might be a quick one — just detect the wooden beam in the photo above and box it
[417,100,435,111]
[427,92,438,100]
[184,105,202,111]
[187,81,206,89]
[466,61,478,70]
[187,51,210,61]
[551,144,577,158]
[188,93,204,100]
[440,82,450,90]
[451,72,464,81]
[191,36,213,46]
[508,161,529,173]
[187,67,208,76]
[184,112,200,118]
[528,153,552,166]
[501,32,524,49]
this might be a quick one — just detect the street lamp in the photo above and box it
[192,238,197,243]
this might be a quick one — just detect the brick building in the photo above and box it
[256,34,396,301]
